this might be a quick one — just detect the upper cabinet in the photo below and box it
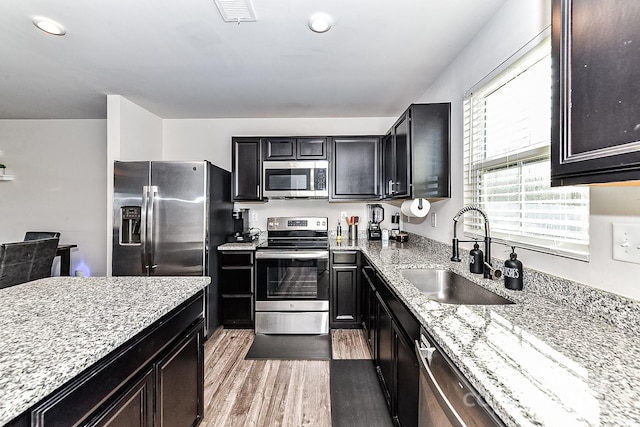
[232,137,262,201]
[383,103,451,200]
[263,137,327,160]
[551,0,640,186]
[330,136,381,200]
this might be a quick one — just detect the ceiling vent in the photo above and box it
[213,0,257,23]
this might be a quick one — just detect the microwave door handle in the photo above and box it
[310,168,314,191]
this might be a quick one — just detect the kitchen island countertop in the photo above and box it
[332,238,640,427]
[0,276,210,425]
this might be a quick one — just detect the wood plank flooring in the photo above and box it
[201,328,371,426]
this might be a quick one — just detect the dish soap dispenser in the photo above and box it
[469,241,483,274]
[504,246,523,290]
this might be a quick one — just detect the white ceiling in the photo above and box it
[0,0,506,120]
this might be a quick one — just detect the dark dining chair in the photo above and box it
[0,237,59,289]
[24,231,61,241]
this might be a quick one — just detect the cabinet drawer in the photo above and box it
[332,251,359,265]
[220,251,254,266]
[220,267,253,294]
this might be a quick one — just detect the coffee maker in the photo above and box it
[367,204,384,240]
[227,208,257,243]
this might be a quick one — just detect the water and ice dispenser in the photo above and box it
[120,206,141,245]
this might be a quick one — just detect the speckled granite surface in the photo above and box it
[332,237,640,427]
[0,276,209,426]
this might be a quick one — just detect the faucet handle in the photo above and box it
[483,262,502,280]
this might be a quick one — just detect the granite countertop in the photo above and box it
[332,238,640,427]
[0,276,210,425]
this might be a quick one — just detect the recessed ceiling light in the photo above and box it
[33,16,66,36]
[309,13,332,33]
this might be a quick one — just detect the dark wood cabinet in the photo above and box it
[330,250,360,328]
[551,0,640,185]
[232,137,262,201]
[29,294,205,427]
[394,323,419,427]
[360,256,419,427]
[264,137,327,160]
[87,371,154,427]
[383,103,451,200]
[330,136,381,200]
[155,326,204,427]
[220,251,254,328]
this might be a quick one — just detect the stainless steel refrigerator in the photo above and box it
[112,160,232,337]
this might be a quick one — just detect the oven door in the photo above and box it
[255,250,329,307]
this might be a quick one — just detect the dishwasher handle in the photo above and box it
[416,340,466,427]
[415,339,504,427]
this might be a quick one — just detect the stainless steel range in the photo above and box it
[255,217,329,334]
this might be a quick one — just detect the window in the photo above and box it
[463,37,590,260]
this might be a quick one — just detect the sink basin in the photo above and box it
[399,269,514,305]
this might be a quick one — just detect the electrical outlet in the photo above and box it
[612,223,640,264]
[340,211,347,221]
[431,213,437,228]
[251,212,257,222]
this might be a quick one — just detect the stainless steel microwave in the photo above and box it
[262,160,328,198]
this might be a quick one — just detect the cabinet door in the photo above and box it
[382,133,395,198]
[155,324,204,427]
[376,292,394,409]
[410,103,451,199]
[297,137,327,159]
[87,372,153,427]
[551,0,640,185]
[331,137,381,200]
[232,138,262,201]
[264,138,296,160]
[331,265,359,327]
[394,324,419,427]
[393,112,411,198]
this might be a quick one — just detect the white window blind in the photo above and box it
[463,38,590,260]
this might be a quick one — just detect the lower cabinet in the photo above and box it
[219,251,255,328]
[28,294,205,427]
[87,371,154,427]
[330,250,360,328]
[362,259,419,427]
[155,326,204,427]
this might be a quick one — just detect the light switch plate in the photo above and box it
[612,223,640,264]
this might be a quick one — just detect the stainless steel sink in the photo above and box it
[399,269,514,305]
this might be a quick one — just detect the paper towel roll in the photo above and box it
[401,198,430,218]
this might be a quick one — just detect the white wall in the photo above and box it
[105,95,164,275]
[411,0,640,301]
[0,120,107,276]
[163,117,398,232]
[162,117,396,172]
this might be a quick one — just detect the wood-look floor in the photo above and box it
[201,328,371,427]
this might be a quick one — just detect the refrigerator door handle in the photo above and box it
[141,185,150,273]
[148,185,158,273]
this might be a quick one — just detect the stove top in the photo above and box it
[258,216,328,250]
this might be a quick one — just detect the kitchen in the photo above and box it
[1,0,640,426]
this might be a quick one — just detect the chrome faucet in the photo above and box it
[451,206,500,280]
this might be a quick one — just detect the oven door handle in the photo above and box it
[256,251,329,260]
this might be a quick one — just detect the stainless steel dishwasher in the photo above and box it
[415,328,505,427]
